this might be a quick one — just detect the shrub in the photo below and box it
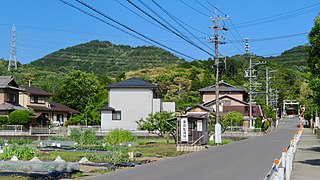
[0,116,9,126]
[82,129,96,145]
[8,110,35,125]
[8,138,33,145]
[0,145,38,160]
[103,129,136,146]
[70,128,82,143]
[255,117,262,128]
[70,128,97,145]
[262,120,270,131]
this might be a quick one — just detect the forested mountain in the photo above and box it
[30,40,185,75]
[0,41,308,114]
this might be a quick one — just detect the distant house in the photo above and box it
[99,77,175,130]
[0,76,26,116]
[19,86,79,126]
[188,81,263,128]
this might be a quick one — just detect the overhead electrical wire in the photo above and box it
[151,0,213,51]
[59,0,197,60]
[194,0,214,15]
[126,0,214,56]
[178,0,209,18]
[233,3,320,28]
[114,0,168,32]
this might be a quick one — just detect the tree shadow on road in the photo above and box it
[298,159,320,166]
[306,147,320,152]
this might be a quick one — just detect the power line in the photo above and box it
[60,0,196,60]
[114,0,168,32]
[194,0,213,14]
[177,0,209,18]
[234,4,320,28]
[126,0,214,56]
[151,0,213,51]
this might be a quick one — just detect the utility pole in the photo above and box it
[265,67,276,106]
[244,38,265,129]
[266,67,269,106]
[8,24,17,71]
[209,6,228,144]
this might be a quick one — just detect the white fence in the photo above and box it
[265,123,303,180]
[0,125,30,135]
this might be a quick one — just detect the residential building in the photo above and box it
[19,86,78,126]
[0,76,26,116]
[99,77,175,130]
[187,81,263,128]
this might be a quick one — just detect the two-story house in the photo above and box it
[0,76,26,116]
[99,77,175,130]
[187,81,263,128]
[19,86,78,126]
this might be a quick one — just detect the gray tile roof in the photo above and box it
[0,76,21,89]
[0,102,27,111]
[199,81,246,92]
[98,105,115,111]
[106,77,159,89]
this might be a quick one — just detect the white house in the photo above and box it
[99,77,175,130]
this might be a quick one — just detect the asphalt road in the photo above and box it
[89,117,299,180]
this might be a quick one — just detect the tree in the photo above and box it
[8,110,35,125]
[220,111,243,132]
[307,16,320,108]
[54,71,107,125]
[136,112,176,143]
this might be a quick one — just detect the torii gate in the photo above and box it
[283,100,299,117]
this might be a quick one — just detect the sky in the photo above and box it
[0,0,319,64]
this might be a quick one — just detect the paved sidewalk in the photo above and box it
[291,128,320,180]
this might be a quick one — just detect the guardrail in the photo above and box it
[265,123,303,180]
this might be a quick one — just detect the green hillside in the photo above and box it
[30,40,185,75]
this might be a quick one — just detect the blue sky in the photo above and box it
[0,0,319,64]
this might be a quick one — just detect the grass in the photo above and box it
[134,138,186,157]
[208,139,234,146]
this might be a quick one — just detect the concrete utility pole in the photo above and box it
[244,38,265,128]
[209,6,228,144]
[265,67,277,106]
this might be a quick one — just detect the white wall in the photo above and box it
[153,98,161,114]
[107,88,154,130]
[162,102,175,113]
[101,111,112,130]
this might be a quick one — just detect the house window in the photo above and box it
[30,96,45,104]
[112,111,121,120]
[8,93,16,103]
[57,114,64,125]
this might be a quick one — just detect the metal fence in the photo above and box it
[265,123,303,180]
[0,125,30,135]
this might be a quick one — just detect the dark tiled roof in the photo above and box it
[199,81,246,93]
[21,86,52,96]
[98,105,115,111]
[0,102,27,111]
[28,102,79,114]
[106,77,159,89]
